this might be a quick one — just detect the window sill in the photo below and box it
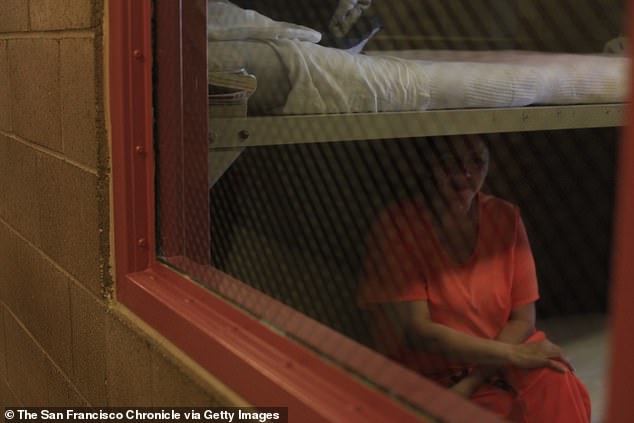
[118,258,498,422]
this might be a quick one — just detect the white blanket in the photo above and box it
[268,40,431,114]
[207,1,321,43]
[265,42,628,114]
[208,2,629,115]
[379,50,629,108]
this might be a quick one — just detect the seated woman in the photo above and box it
[357,136,590,422]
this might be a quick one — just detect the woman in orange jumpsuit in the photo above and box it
[357,136,591,422]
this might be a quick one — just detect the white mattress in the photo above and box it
[207,1,629,115]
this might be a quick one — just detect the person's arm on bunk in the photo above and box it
[449,302,569,397]
[390,300,567,371]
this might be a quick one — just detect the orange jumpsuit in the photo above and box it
[358,193,591,422]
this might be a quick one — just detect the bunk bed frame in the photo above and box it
[208,102,624,186]
[206,0,627,186]
[210,103,623,147]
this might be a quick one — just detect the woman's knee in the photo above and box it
[505,366,583,393]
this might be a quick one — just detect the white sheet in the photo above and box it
[207,2,629,115]
[209,40,628,115]
[207,1,321,43]
[375,49,629,108]
[268,40,432,114]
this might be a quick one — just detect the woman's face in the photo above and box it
[430,138,489,214]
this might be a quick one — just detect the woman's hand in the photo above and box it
[507,339,569,372]
[450,376,479,398]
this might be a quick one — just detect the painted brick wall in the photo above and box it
[0,0,243,407]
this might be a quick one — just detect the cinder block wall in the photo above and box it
[0,0,243,407]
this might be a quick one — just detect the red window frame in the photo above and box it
[109,0,634,421]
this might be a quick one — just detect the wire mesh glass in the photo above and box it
[156,0,626,420]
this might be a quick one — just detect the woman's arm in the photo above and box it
[450,303,564,396]
[391,300,513,365]
[497,302,537,344]
[388,300,566,369]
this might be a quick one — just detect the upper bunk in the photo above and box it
[206,0,629,185]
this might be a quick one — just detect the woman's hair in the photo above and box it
[373,135,491,205]
[415,134,490,166]
[392,135,490,200]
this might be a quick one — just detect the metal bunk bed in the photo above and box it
[211,103,623,148]
[206,0,627,187]
[209,100,624,186]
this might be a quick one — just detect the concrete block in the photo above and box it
[30,0,93,31]
[4,312,49,406]
[37,153,101,294]
[30,261,73,377]
[1,214,73,377]
[70,282,108,406]
[0,136,41,246]
[1,375,22,407]
[61,38,98,169]
[3,233,40,330]
[106,316,153,406]
[0,305,6,379]
[8,39,61,152]
[0,40,10,131]
[46,363,88,407]
[0,0,28,33]
[150,350,218,407]
[0,220,14,303]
